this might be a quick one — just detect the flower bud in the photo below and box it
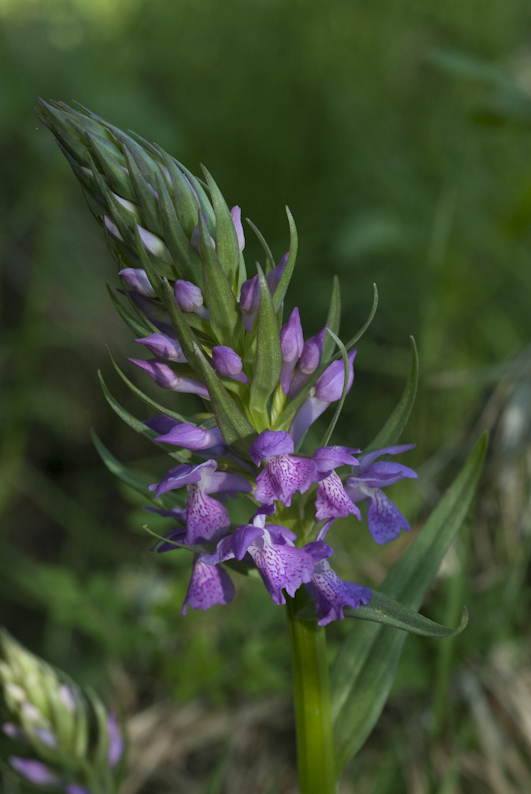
[230,206,245,252]
[119,268,156,298]
[211,345,248,383]
[279,307,304,394]
[129,358,210,398]
[174,280,208,319]
[135,333,186,362]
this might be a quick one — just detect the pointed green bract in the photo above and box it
[198,212,242,347]
[246,218,276,273]
[364,336,418,453]
[322,276,341,364]
[249,264,283,430]
[273,206,298,312]
[202,165,240,288]
[331,431,488,772]
[124,146,164,236]
[157,148,201,237]
[106,285,151,337]
[156,174,203,284]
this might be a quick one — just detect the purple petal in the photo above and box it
[312,446,360,472]
[185,486,231,543]
[135,333,186,362]
[306,560,372,626]
[204,470,253,495]
[254,455,319,507]
[366,488,411,544]
[174,280,204,312]
[230,524,266,560]
[301,540,334,562]
[155,423,222,450]
[230,206,245,252]
[65,786,91,794]
[181,557,235,614]
[280,308,304,393]
[299,324,328,375]
[247,529,315,605]
[129,359,209,398]
[266,254,287,296]
[359,461,418,488]
[200,534,237,565]
[10,758,59,785]
[119,267,155,297]
[35,729,57,747]
[3,723,25,740]
[357,444,416,473]
[249,430,294,466]
[314,350,356,402]
[264,523,298,544]
[107,712,123,767]
[150,527,187,553]
[315,472,362,521]
[151,463,202,497]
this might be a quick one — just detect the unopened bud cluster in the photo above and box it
[0,631,124,793]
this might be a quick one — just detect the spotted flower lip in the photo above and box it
[202,512,333,606]
[306,560,372,626]
[181,555,235,614]
[345,444,417,545]
[312,446,362,521]
[249,430,319,507]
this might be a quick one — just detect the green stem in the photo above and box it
[287,589,336,794]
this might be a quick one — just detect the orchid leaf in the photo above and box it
[202,165,240,287]
[331,431,488,772]
[344,591,468,637]
[273,207,298,311]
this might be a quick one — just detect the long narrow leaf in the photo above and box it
[322,276,341,364]
[249,263,282,428]
[202,165,240,287]
[273,207,298,312]
[331,431,488,771]
[198,212,241,346]
[364,336,418,453]
[344,591,468,637]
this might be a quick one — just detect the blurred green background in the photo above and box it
[2,1,531,792]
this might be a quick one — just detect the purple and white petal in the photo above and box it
[315,472,362,521]
[247,529,315,605]
[254,455,319,507]
[185,486,231,543]
[365,488,411,545]
[181,557,235,614]
[150,463,203,498]
[307,560,372,626]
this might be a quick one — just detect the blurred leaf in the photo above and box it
[364,336,418,453]
[322,276,341,364]
[331,431,488,771]
[344,592,468,637]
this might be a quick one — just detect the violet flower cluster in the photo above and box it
[36,100,418,628]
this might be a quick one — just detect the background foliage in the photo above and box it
[2,1,531,791]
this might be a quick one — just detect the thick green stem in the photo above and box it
[287,589,336,794]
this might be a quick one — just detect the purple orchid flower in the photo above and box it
[290,350,357,445]
[345,444,417,545]
[149,459,252,544]
[212,345,249,383]
[306,559,372,626]
[107,712,123,767]
[135,332,186,362]
[279,307,304,394]
[181,555,236,614]
[312,446,362,522]
[202,511,333,606]
[249,430,319,507]
[128,358,210,398]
